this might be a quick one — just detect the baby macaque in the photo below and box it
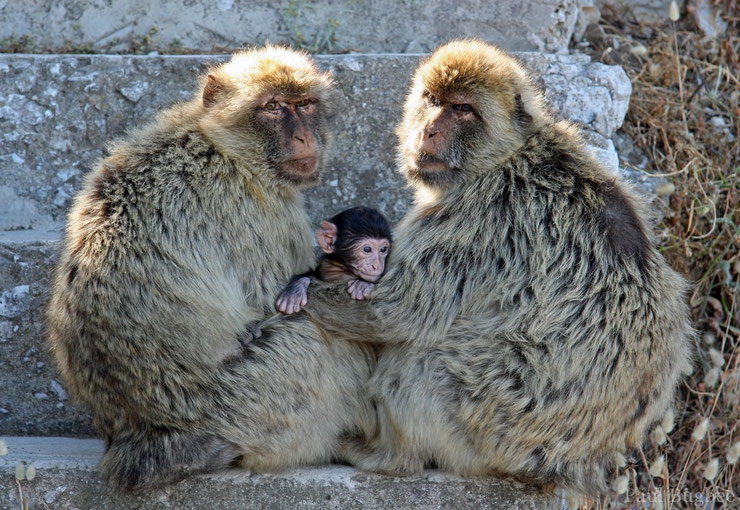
[277,206,391,314]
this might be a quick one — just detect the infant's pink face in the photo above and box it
[351,238,390,282]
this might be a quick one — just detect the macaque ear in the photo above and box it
[203,74,226,108]
[513,93,533,130]
[316,220,338,254]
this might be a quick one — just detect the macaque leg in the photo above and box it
[347,279,375,300]
[276,276,311,314]
[339,394,424,476]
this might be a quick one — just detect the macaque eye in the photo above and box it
[264,101,279,111]
[296,98,312,108]
[452,104,473,113]
[363,246,372,253]
[380,246,388,253]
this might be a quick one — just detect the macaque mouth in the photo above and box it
[357,272,382,283]
[416,153,451,171]
[278,156,318,175]
[352,264,384,283]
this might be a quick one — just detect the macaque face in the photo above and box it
[255,94,323,185]
[350,238,391,282]
[402,91,482,188]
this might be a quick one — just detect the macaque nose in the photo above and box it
[294,125,310,146]
[368,255,383,274]
[289,110,312,147]
[290,121,317,159]
[420,117,445,155]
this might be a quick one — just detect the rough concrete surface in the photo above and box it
[0,0,581,55]
[0,239,96,437]
[0,437,555,510]
[0,53,631,234]
[0,52,633,437]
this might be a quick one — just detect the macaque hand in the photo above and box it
[348,279,375,300]
[276,277,311,314]
[237,323,262,347]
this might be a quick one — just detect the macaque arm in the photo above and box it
[304,280,388,344]
[368,249,463,346]
[306,238,463,346]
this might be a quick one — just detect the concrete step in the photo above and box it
[0,0,582,55]
[0,437,556,509]
[0,51,635,437]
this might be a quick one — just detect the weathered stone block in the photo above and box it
[0,53,631,233]
[0,237,95,436]
[0,437,554,510]
[0,0,581,54]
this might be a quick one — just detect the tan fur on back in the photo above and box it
[47,47,375,491]
[307,40,694,496]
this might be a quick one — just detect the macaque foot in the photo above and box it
[348,279,375,300]
[276,276,311,314]
[338,435,422,477]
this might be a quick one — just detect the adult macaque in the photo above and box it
[277,206,392,314]
[48,47,376,491]
[306,40,694,496]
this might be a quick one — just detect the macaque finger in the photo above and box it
[294,296,306,313]
[362,283,375,298]
[278,296,295,314]
[276,297,288,314]
[348,280,365,300]
[347,280,359,298]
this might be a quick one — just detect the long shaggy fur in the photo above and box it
[47,47,375,491]
[306,40,694,496]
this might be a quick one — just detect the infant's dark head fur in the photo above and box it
[329,206,392,262]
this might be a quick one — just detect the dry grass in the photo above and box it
[579,1,739,508]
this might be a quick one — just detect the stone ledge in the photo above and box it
[0,437,555,509]
[0,230,62,243]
